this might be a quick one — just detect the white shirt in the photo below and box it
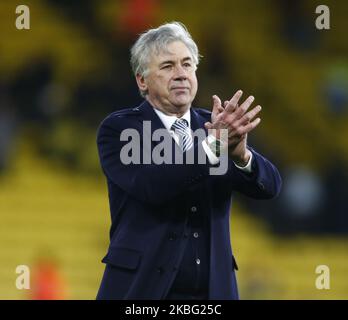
[153,107,253,173]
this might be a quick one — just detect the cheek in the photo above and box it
[148,78,168,96]
[190,75,198,94]
[156,76,171,92]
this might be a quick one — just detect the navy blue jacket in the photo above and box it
[96,100,282,300]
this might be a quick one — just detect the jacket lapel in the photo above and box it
[138,100,166,132]
[137,100,210,159]
[190,107,209,134]
[138,100,181,159]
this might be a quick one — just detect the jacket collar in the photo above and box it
[137,99,207,134]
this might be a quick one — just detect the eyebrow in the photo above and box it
[159,56,193,67]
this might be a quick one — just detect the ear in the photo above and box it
[136,73,148,93]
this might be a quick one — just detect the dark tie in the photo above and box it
[171,118,193,152]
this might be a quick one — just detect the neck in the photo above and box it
[147,97,190,118]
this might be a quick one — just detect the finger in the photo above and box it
[235,95,255,119]
[228,130,246,139]
[226,102,239,115]
[224,101,229,108]
[212,95,222,117]
[225,90,243,113]
[236,105,262,126]
[239,117,261,135]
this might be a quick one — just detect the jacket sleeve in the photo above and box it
[218,147,282,199]
[97,116,215,206]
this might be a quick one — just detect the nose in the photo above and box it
[173,65,187,81]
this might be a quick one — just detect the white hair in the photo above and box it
[130,22,200,97]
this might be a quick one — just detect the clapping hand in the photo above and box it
[204,90,262,166]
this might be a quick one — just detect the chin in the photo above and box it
[173,101,191,109]
[172,97,192,108]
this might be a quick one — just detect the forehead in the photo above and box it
[150,41,193,64]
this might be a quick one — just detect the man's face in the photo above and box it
[137,41,198,115]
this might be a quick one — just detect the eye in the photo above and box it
[161,65,172,70]
[183,62,192,68]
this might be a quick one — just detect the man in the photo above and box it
[96,22,281,300]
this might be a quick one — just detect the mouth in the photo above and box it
[171,87,189,91]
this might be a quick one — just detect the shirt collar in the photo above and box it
[153,107,191,131]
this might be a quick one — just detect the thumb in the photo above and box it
[212,95,222,116]
[204,121,213,130]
